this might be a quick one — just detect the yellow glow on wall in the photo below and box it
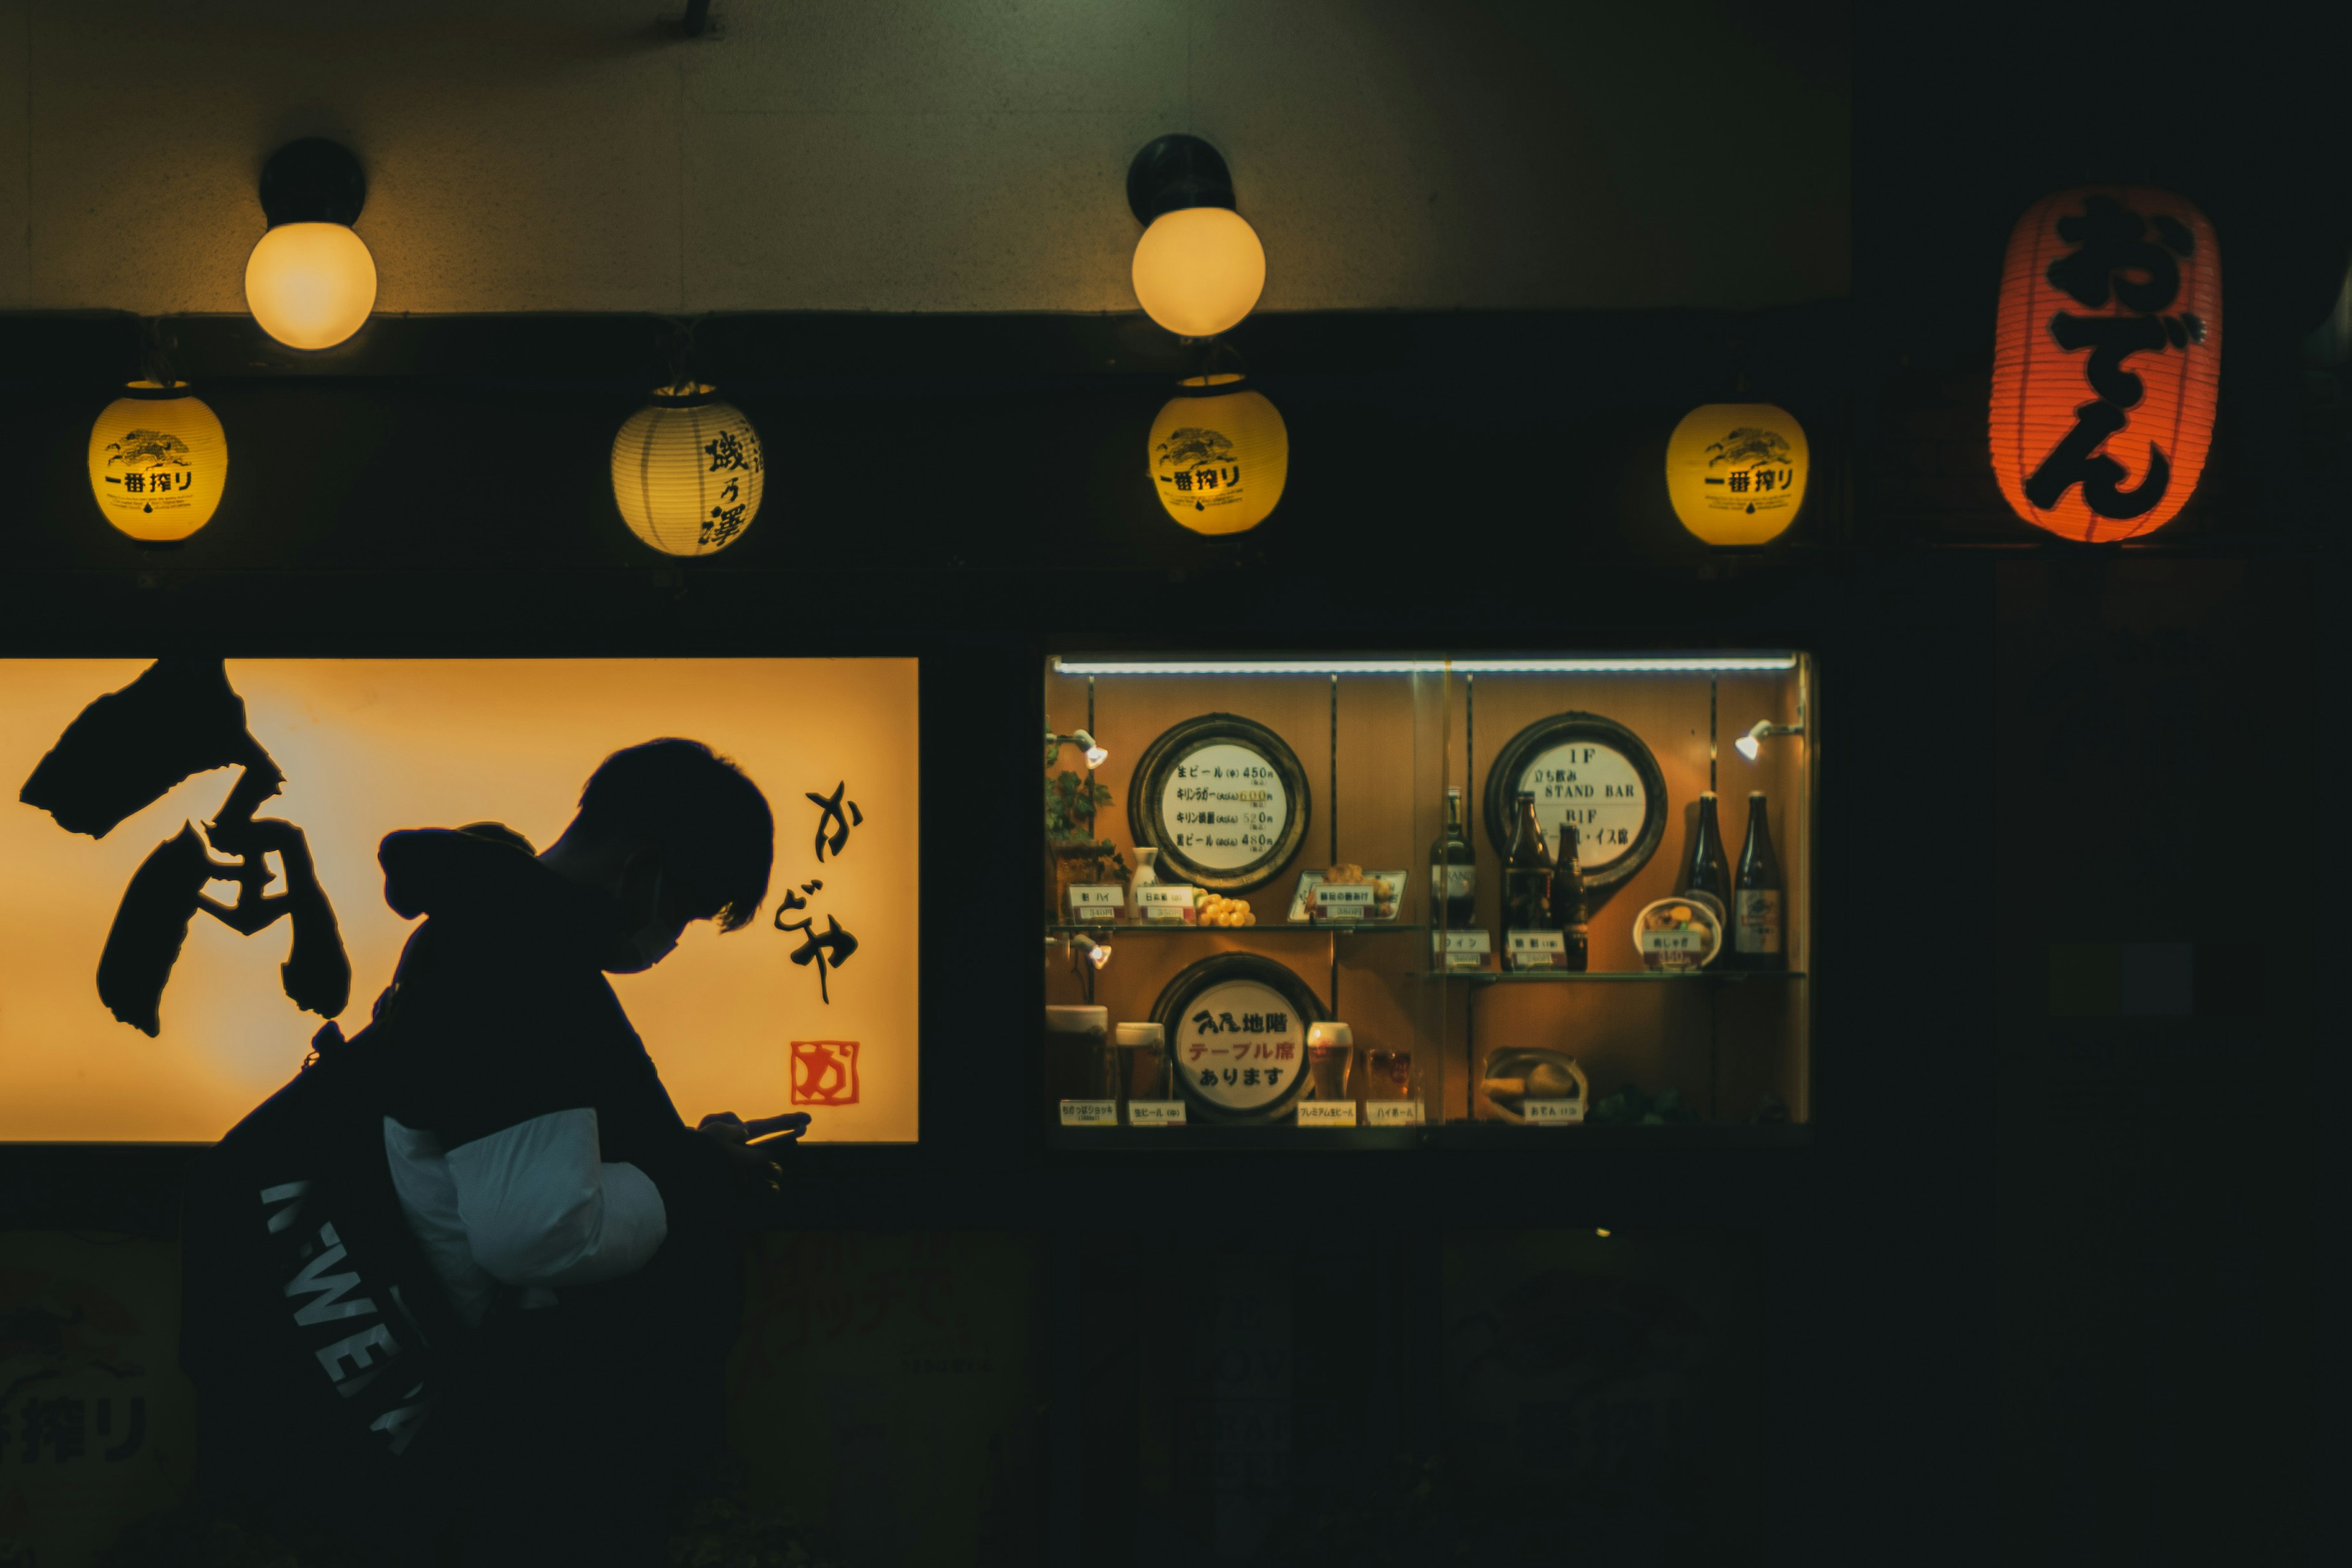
[1665,402,1810,546]
[0,658,920,1145]
[86,382,227,543]
[611,385,765,557]
[244,222,377,351]
[1148,373,1289,535]
[1132,206,1266,339]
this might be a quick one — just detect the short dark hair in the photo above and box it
[574,739,772,932]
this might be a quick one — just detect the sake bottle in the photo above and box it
[1500,792,1553,940]
[1428,785,1477,929]
[1552,823,1590,972]
[1732,791,1786,970]
[1680,790,1731,968]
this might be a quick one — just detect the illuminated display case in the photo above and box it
[1042,653,1812,1147]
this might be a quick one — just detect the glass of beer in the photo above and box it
[1304,1022,1354,1101]
[1044,1005,1111,1104]
[1366,1047,1412,1099]
[1115,1020,1167,1103]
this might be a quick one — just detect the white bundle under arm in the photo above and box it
[383,1107,668,1327]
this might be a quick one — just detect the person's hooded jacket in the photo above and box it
[366,825,739,1327]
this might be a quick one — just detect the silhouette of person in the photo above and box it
[356,738,803,1564]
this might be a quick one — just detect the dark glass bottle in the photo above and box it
[1552,823,1590,972]
[1680,790,1731,968]
[1732,790,1786,970]
[1429,785,1477,929]
[1501,791,1553,937]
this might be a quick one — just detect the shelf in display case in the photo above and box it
[1046,1122,1812,1152]
[1049,922,1428,935]
[1411,968,1807,982]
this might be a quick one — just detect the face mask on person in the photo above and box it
[603,867,684,974]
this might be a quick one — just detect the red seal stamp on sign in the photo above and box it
[790,1040,860,1106]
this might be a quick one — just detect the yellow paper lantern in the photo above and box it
[1148,374,1288,535]
[245,222,377,352]
[610,385,764,557]
[1665,403,1809,546]
[1133,207,1267,340]
[87,382,228,544]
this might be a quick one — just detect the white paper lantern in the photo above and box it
[609,385,764,557]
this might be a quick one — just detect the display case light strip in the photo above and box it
[1450,657,1795,673]
[1051,655,1797,676]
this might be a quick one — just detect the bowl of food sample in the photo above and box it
[1632,896,1723,972]
[1479,1048,1591,1124]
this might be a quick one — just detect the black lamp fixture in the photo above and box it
[245,138,375,350]
[1126,134,1265,341]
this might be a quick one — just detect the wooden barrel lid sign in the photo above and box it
[1151,952,1326,1123]
[1483,711,1665,904]
[1127,713,1311,893]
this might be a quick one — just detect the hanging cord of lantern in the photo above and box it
[652,315,706,401]
[1194,334,1249,388]
[137,316,178,391]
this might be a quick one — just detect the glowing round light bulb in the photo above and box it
[1131,207,1265,339]
[244,222,378,350]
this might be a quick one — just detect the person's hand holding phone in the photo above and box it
[697,1110,812,1193]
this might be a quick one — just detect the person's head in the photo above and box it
[548,738,772,973]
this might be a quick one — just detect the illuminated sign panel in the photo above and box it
[0,658,918,1144]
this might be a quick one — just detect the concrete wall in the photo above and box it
[0,1,1847,318]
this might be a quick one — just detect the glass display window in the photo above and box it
[1042,653,1812,1146]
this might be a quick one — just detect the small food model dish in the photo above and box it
[1196,892,1256,927]
[1289,865,1403,921]
[1632,896,1723,971]
[1480,1048,1589,1124]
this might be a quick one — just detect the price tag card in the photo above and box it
[1126,1099,1186,1126]
[1068,884,1124,918]
[1296,1101,1359,1126]
[1313,884,1374,919]
[1436,929,1492,970]
[1058,1099,1118,1126]
[1136,885,1196,921]
[1522,1098,1585,1125]
[1506,929,1566,970]
[1640,928,1706,956]
[1366,1100,1424,1126]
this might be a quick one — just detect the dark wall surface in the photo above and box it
[1,6,2342,1562]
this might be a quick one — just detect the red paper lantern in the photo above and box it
[1989,186,2221,543]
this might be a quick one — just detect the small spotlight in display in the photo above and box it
[1737,719,1802,761]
